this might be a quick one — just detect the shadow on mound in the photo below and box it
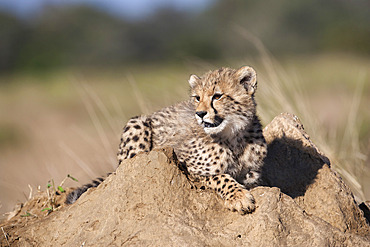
[261,113,330,199]
[263,137,327,199]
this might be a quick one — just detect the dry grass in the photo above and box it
[0,49,369,215]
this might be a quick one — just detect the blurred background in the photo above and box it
[0,0,369,215]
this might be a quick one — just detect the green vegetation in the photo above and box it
[20,212,34,217]
[42,175,78,213]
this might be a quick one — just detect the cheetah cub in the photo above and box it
[67,66,267,214]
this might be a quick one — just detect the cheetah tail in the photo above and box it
[65,174,110,204]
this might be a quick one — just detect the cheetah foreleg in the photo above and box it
[203,174,255,214]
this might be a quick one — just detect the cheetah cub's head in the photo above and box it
[189,66,257,136]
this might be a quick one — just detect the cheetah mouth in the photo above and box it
[203,121,222,128]
[202,116,224,128]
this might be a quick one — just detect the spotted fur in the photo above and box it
[66,66,267,214]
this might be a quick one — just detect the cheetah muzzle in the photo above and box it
[66,66,267,215]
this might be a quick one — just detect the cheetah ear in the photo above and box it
[235,66,257,95]
[188,74,200,88]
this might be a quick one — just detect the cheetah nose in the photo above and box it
[196,111,207,119]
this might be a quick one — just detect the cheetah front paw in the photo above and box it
[224,189,255,215]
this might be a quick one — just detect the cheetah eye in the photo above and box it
[193,95,200,102]
[212,93,223,101]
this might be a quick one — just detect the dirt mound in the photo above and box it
[1,113,369,246]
